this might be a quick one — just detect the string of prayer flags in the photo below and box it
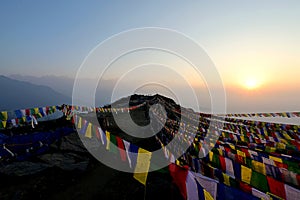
[0,106,58,129]
[0,103,149,129]
[224,111,300,118]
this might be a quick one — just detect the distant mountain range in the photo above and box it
[9,74,75,97]
[9,74,117,107]
[0,75,71,111]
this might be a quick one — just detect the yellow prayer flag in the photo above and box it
[241,135,245,142]
[270,147,276,152]
[1,111,8,121]
[237,150,246,157]
[209,151,213,162]
[77,117,82,129]
[280,139,288,144]
[259,134,265,139]
[263,128,268,136]
[106,131,110,150]
[222,132,225,137]
[251,160,266,175]
[85,123,92,138]
[229,144,235,150]
[133,148,152,185]
[223,173,230,186]
[204,190,214,200]
[34,108,39,114]
[283,133,292,140]
[218,148,223,156]
[241,165,252,184]
[276,143,286,150]
[269,156,282,163]
[2,121,7,128]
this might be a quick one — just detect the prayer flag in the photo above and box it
[241,165,252,184]
[169,163,188,199]
[252,160,266,175]
[116,137,127,161]
[133,148,152,185]
[186,172,198,200]
[252,188,270,200]
[105,131,110,150]
[85,123,92,138]
[284,184,300,200]
[267,176,286,199]
[250,170,269,193]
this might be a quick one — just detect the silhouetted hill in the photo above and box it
[0,75,71,110]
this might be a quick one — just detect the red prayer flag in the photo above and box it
[235,154,245,165]
[71,116,75,124]
[219,155,226,171]
[95,126,101,141]
[224,147,231,153]
[239,181,252,194]
[169,163,189,200]
[267,176,286,199]
[116,137,127,161]
[274,161,288,169]
[241,148,250,157]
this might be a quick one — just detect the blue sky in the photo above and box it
[1,1,300,112]
[1,1,299,77]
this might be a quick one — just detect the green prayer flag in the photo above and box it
[109,134,118,154]
[212,153,220,168]
[283,160,300,174]
[250,170,269,193]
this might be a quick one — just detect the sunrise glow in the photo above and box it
[243,78,260,90]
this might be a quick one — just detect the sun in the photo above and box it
[244,78,260,90]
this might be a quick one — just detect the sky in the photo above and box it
[1,1,300,113]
